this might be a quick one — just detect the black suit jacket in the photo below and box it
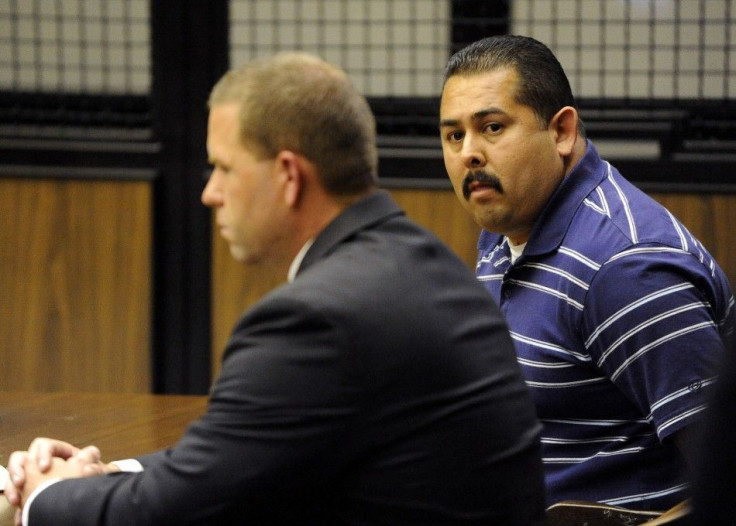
[29,191,546,525]
[690,335,736,524]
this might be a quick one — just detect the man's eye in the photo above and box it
[448,131,464,142]
[485,123,502,133]
[211,164,230,176]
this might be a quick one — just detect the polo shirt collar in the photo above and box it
[478,140,608,258]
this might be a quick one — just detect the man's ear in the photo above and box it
[550,106,579,157]
[274,150,303,208]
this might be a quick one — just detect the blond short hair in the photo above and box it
[209,52,378,195]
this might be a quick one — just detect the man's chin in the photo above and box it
[228,246,252,265]
[473,209,507,235]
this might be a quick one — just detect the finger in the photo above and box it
[29,437,79,462]
[75,446,101,464]
[69,447,105,477]
[7,451,28,489]
[28,438,78,471]
[4,477,20,507]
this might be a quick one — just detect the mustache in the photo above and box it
[462,171,503,200]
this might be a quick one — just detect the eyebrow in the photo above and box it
[439,107,508,128]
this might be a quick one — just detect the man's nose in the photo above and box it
[201,171,222,207]
[460,134,486,168]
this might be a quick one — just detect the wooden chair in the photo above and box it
[546,499,691,525]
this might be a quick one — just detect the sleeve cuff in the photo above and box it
[110,459,144,473]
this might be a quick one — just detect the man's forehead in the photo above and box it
[440,70,519,120]
[208,104,241,139]
[209,102,241,124]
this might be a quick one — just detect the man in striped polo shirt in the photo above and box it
[439,34,735,512]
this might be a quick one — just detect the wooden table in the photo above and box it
[0,392,208,465]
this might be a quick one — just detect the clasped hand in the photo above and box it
[3,438,118,525]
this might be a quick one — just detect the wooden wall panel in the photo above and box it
[0,178,152,392]
[648,192,736,293]
[389,188,482,268]
[210,188,736,380]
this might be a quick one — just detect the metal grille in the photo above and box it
[512,0,736,101]
[4,1,733,104]
[229,0,451,97]
[0,0,733,148]
[0,0,150,95]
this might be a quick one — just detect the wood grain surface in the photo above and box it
[0,178,152,392]
[0,391,207,465]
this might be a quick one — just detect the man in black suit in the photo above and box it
[690,339,736,524]
[5,52,546,525]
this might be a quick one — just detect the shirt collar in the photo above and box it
[479,140,607,256]
[287,239,315,283]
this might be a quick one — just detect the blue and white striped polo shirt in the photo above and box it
[476,141,735,511]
